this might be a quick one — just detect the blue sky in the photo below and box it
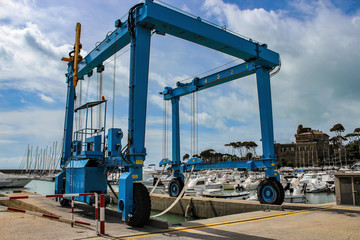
[0,0,359,169]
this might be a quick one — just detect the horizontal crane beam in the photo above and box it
[140,1,279,68]
[76,1,279,80]
[181,159,275,172]
[162,62,257,100]
[77,21,131,79]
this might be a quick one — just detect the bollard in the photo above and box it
[100,194,105,234]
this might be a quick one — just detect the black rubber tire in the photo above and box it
[168,178,184,197]
[273,179,285,205]
[60,198,70,207]
[127,182,151,227]
[257,178,283,205]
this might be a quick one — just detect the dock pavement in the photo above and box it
[0,191,359,240]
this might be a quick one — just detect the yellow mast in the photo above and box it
[62,22,82,87]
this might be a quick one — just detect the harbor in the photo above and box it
[0,187,359,240]
[1,0,360,239]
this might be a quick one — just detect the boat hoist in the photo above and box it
[55,0,284,227]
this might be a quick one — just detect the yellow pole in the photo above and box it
[73,22,81,87]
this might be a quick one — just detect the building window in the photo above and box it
[304,147,307,151]
[291,147,295,151]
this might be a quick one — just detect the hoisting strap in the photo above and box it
[151,164,195,218]
[149,165,166,196]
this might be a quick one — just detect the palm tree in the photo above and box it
[330,123,345,144]
[330,123,346,166]
[229,142,237,156]
[235,141,243,158]
[224,143,231,154]
[200,149,216,163]
[182,153,190,161]
[248,141,258,156]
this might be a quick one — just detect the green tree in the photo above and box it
[224,143,231,154]
[229,142,237,155]
[200,149,216,162]
[182,153,190,161]
[245,152,253,160]
[235,141,243,157]
[330,123,345,137]
[247,141,258,156]
[297,124,303,135]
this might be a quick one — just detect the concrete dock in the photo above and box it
[1,191,360,239]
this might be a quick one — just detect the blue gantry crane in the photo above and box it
[55,0,283,227]
[160,61,284,205]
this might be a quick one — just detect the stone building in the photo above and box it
[275,126,330,167]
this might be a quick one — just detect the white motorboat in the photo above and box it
[238,177,260,191]
[299,172,328,193]
[284,177,307,203]
[185,176,223,196]
[0,180,12,188]
[202,189,250,199]
[0,172,32,188]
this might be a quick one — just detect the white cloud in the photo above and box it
[0,23,71,100]
[0,140,17,144]
[203,0,360,143]
[0,108,65,168]
[1,0,359,168]
[39,93,55,103]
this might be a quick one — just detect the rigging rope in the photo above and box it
[151,164,195,218]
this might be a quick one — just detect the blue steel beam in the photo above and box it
[162,62,256,100]
[118,25,152,222]
[256,67,276,160]
[77,21,131,79]
[61,65,75,168]
[181,159,275,172]
[170,97,184,182]
[139,1,279,68]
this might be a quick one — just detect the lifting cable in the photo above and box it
[162,100,167,160]
[84,75,92,105]
[112,34,117,129]
[79,79,83,132]
[190,92,198,156]
[151,99,170,196]
[151,164,195,218]
[167,101,170,158]
[190,94,193,156]
[98,72,103,129]
[196,92,198,154]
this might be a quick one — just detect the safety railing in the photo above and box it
[0,193,106,235]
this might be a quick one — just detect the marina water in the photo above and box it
[0,180,335,224]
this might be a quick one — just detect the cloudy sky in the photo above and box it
[0,0,359,169]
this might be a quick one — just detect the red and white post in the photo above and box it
[100,194,105,234]
[94,193,98,234]
[71,196,75,227]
